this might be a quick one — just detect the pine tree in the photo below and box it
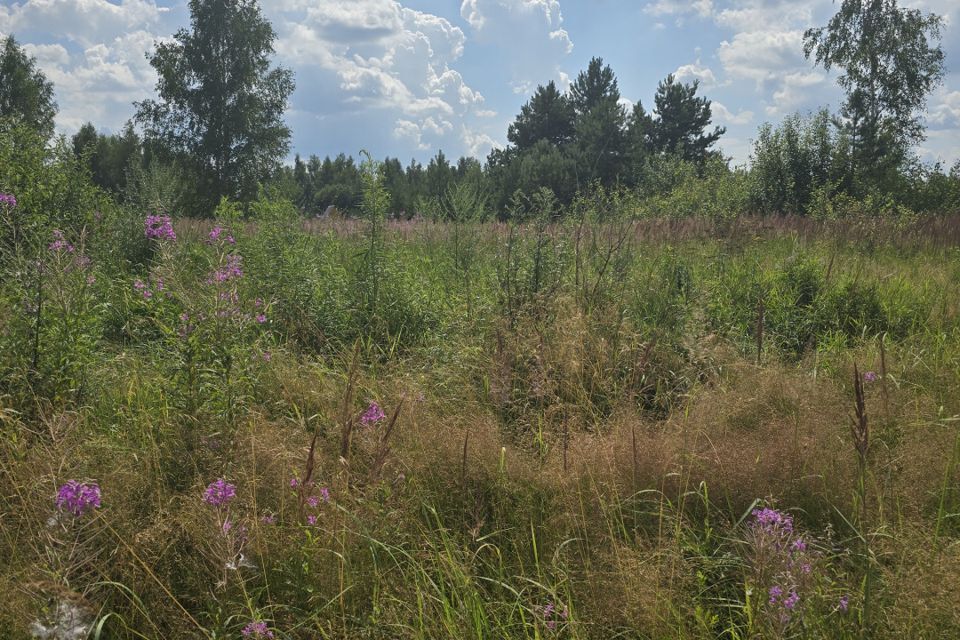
[568,57,627,187]
[649,74,725,164]
[507,81,575,151]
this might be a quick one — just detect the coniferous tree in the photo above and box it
[507,81,575,151]
[648,74,725,164]
[135,0,295,213]
[568,57,627,187]
[625,102,656,185]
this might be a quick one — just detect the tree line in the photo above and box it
[1,0,957,218]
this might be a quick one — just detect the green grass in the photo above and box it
[2,208,960,639]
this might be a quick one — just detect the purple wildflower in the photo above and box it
[539,601,568,631]
[48,230,75,253]
[306,514,318,525]
[768,585,783,605]
[838,595,849,613]
[261,513,277,525]
[360,401,386,426]
[241,621,274,638]
[209,254,243,283]
[144,214,176,241]
[783,591,800,610]
[863,371,878,383]
[208,225,223,243]
[56,481,101,517]
[255,313,267,324]
[307,495,320,508]
[791,538,807,553]
[204,479,236,507]
[319,486,330,502]
[752,507,793,534]
[290,478,299,489]
[0,192,16,208]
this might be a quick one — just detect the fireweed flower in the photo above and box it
[752,507,794,535]
[0,192,17,208]
[133,279,152,300]
[768,585,783,605]
[204,479,236,507]
[144,214,176,240]
[539,601,568,631]
[360,401,386,425]
[56,481,101,517]
[48,229,75,253]
[241,621,274,638]
[838,595,850,613]
[209,254,244,283]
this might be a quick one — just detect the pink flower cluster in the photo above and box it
[241,621,274,638]
[290,477,331,525]
[56,480,101,517]
[144,214,176,241]
[133,276,165,300]
[360,401,386,425]
[48,229,75,253]
[204,478,236,507]
[207,225,236,245]
[209,254,244,283]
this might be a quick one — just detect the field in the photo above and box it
[3,205,960,639]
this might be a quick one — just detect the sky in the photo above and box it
[1,0,958,168]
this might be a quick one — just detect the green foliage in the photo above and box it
[507,80,575,151]
[749,110,853,215]
[569,57,628,187]
[135,0,295,213]
[804,0,946,190]
[640,155,750,220]
[647,74,725,164]
[0,35,57,139]
[71,121,144,196]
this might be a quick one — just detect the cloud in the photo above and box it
[712,102,753,125]
[928,90,960,129]
[460,0,573,95]
[714,0,818,32]
[1,0,166,48]
[642,0,713,19]
[673,59,719,87]
[717,30,806,88]
[764,71,827,116]
[271,1,496,157]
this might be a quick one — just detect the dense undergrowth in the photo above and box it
[2,146,960,639]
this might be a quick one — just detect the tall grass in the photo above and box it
[2,194,960,638]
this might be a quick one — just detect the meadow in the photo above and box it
[2,177,960,640]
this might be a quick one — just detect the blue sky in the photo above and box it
[2,0,958,167]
